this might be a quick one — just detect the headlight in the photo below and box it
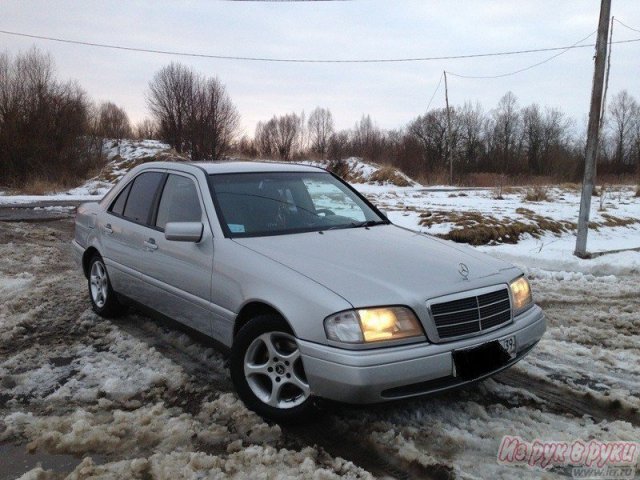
[510,276,533,312]
[324,306,423,344]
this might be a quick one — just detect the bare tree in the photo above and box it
[147,63,239,160]
[457,102,484,174]
[134,118,158,140]
[254,120,273,157]
[274,113,302,160]
[523,104,544,175]
[97,102,132,141]
[147,63,195,154]
[194,77,240,159]
[308,107,334,158]
[351,115,387,162]
[254,113,302,161]
[408,109,449,173]
[0,48,101,186]
[607,90,639,169]
[487,92,523,174]
[327,131,350,161]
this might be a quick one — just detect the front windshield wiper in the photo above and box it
[352,220,388,228]
[323,220,388,231]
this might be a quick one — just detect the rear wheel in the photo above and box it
[231,315,314,421]
[88,254,126,318]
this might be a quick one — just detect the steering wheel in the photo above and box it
[315,209,336,217]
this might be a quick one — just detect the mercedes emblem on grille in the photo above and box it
[458,263,470,280]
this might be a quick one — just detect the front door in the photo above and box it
[140,173,217,336]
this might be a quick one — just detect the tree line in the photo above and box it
[237,90,640,183]
[1,48,639,188]
[0,49,139,186]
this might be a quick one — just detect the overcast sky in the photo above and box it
[2,1,639,136]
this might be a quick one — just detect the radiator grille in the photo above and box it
[429,288,511,340]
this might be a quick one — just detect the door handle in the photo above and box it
[144,238,158,251]
[104,223,113,235]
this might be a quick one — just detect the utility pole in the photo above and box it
[574,0,612,258]
[444,71,453,185]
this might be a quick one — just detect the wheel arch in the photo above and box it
[233,301,295,339]
[81,246,101,278]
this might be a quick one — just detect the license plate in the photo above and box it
[498,335,517,358]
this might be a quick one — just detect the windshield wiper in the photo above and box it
[351,220,388,228]
[322,220,388,231]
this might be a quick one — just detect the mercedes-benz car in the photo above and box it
[72,161,546,420]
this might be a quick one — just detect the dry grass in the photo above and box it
[635,185,640,197]
[369,166,412,187]
[599,213,640,228]
[419,210,566,245]
[523,186,551,202]
[459,172,556,188]
[20,179,57,195]
[326,159,366,183]
[418,207,639,246]
[414,169,449,186]
[20,175,80,195]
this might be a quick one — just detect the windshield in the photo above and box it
[208,171,387,237]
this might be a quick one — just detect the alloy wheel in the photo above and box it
[243,331,310,409]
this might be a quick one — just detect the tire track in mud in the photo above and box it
[282,418,454,480]
[493,369,640,426]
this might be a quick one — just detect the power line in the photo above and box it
[425,72,444,111]
[614,18,640,34]
[0,28,639,64]
[446,30,597,79]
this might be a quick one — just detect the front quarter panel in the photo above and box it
[212,239,353,346]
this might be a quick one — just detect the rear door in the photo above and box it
[140,172,216,336]
[100,170,166,301]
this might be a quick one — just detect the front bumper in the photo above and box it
[298,304,546,403]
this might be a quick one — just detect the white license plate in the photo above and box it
[499,335,517,358]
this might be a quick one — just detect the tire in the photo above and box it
[87,254,126,318]
[231,314,315,422]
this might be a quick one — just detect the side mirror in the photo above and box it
[164,222,203,242]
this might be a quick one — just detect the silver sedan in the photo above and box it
[73,161,545,420]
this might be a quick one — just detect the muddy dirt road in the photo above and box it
[0,219,638,479]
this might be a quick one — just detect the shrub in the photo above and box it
[0,48,104,188]
[523,186,551,202]
[327,158,350,179]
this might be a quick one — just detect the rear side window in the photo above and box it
[122,172,165,225]
[109,182,132,216]
[155,174,202,230]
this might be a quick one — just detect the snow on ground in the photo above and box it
[1,221,638,479]
[0,221,373,479]
[359,183,640,268]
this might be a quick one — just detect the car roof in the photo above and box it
[154,160,325,174]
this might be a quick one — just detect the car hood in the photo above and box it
[233,225,520,308]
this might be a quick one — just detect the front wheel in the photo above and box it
[230,315,314,422]
[88,254,126,318]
